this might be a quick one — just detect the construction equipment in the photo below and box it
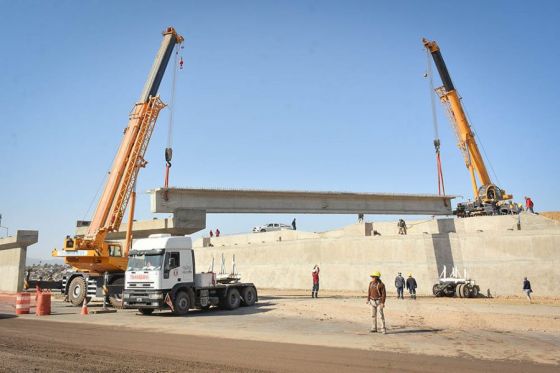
[123,235,257,315]
[51,27,184,306]
[432,265,480,298]
[423,38,519,217]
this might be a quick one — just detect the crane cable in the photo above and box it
[163,43,183,200]
[426,49,446,196]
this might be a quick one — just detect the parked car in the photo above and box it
[252,223,293,233]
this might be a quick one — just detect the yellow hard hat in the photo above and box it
[408,273,412,277]
[370,271,381,277]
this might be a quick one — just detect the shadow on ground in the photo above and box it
[140,301,276,318]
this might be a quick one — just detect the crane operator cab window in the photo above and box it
[108,245,122,257]
[163,252,180,279]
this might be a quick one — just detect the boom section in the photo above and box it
[86,28,183,247]
[423,38,493,199]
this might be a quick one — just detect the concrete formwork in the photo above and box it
[193,214,560,297]
[0,230,38,292]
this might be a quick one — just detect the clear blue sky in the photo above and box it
[1,1,559,260]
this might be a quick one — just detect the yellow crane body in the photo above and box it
[423,38,513,211]
[52,27,183,275]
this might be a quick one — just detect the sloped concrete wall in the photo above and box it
[193,228,560,297]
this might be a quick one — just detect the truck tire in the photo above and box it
[456,284,464,298]
[109,277,124,309]
[221,288,241,310]
[68,276,88,306]
[139,308,154,315]
[432,284,439,296]
[173,291,190,316]
[471,285,480,298]
[241,286,257,306]
[461,284,471,298]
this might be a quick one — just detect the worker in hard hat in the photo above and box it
[367,271,387,334]
[406,273,417,300]
[394,272,405,300]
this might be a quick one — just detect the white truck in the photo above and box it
[123,234,257,315]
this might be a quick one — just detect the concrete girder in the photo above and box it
[150,187,454,215]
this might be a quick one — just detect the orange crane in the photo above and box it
[423,38,518,217]
[52,27,184,306]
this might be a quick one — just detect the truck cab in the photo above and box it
[123,234,257,315]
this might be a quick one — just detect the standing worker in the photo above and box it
[523,277,533,303]
[525,196,535,213]
[397,219,407,235]
[311,265,320,298]
[394,272,405,299]
[367,271,387,334]
[406,273,417,299]
[292,218,297,230]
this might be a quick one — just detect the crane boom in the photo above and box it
[53,27,184,274]
[423,38,513,213]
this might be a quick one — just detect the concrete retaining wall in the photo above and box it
[193,215,560,297]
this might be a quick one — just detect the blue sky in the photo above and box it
[1,1,559,259]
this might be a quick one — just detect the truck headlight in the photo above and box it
[123,293,130,299]
[149,293,163,299]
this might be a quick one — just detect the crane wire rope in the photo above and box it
[163,44,181,192]
[82,162,112,221]
[426,48,446,196]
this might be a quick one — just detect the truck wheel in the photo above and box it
[471,285,480,298]
[432,284,439,296]
[456,284,464,298]
[222,288,241,310]
[173,291,190,316]
[139,308,154,315]
[461,284,471,298]
[68,276,87,306]
[241,286,257,306]
[109,277,124,309]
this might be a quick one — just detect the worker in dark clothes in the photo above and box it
[523,277,533,303]
[215,229,221,237]
[406,273,417,299]
[292,218,297,230]
[311,265,320,298]
[367,271,387,334]
[394,272,405,299]
[525,197,535,213]
[398,219,407,235]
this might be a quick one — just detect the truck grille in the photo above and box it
[127,282,154,289]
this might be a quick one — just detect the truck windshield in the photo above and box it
[127,254,164,271]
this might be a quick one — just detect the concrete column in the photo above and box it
[0,230,39,293]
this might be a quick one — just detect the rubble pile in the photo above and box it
[26,263,70,281]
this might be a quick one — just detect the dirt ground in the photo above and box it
[1,290,559,372]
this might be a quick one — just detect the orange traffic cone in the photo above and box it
[81,298,89,315]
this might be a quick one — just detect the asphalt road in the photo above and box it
[0,316,556,372]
